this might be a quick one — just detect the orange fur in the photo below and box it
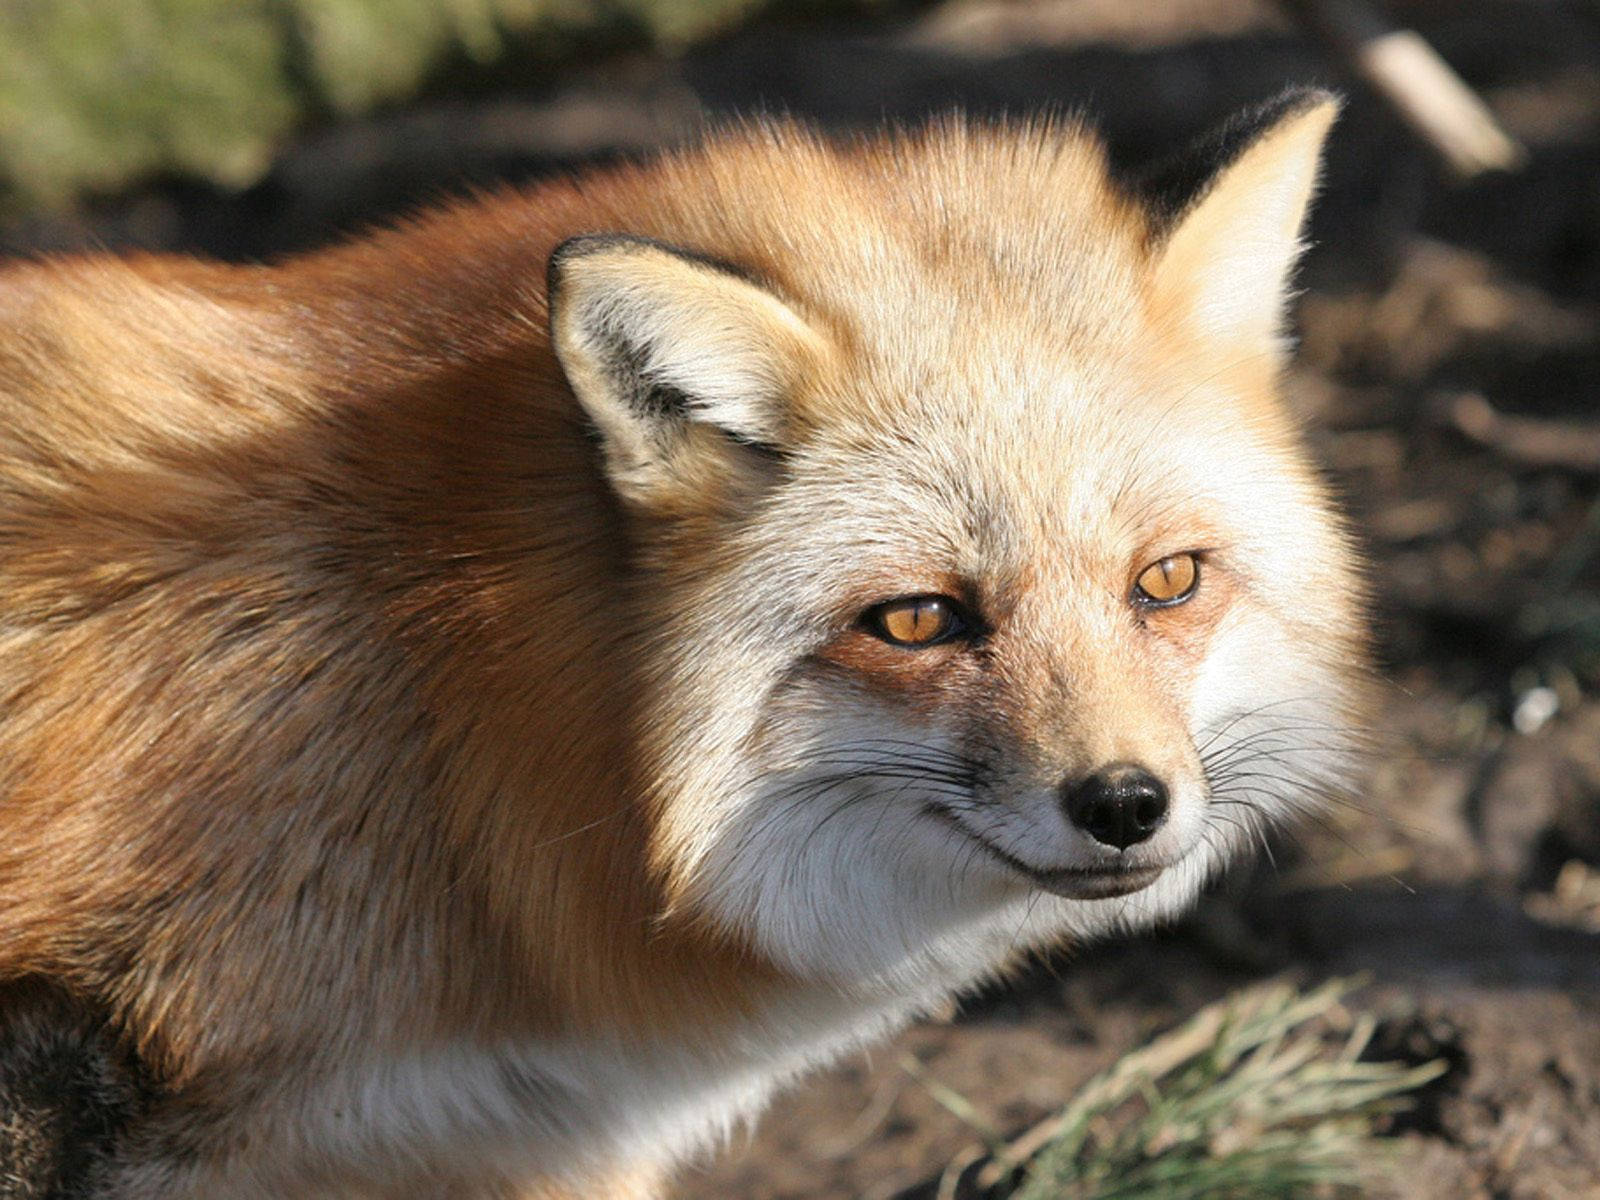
[0,100,1362,1197]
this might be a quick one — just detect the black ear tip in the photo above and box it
[1132,86,1342,232]
[545,237,580,304]
[1270,85,1344,118]
[1207,87,1344,157]
[546,234,631,301]
[549,233,649,268]
[545,235,766,316]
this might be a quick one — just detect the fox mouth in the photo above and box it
[927,805,1165,900]
[1022,863,1165,900]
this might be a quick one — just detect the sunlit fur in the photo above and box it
[0,96,1364,1197]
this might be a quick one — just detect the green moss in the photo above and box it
[0,0,783,216]
[0,1,297,205]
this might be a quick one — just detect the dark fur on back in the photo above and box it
[0,982,147,1200]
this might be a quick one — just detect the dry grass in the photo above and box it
[913,977,1447,1200]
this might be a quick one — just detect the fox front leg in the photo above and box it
[0,980,146,1200]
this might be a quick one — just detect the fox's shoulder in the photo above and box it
[0,256,311,472]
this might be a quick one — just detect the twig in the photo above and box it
[938,1143,985,1200]
[1283,0,1526,179]
[1437,391,1600,473]
[899,1053,1006,1150]
[816,1076,905,1158]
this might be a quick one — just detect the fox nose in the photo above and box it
[1062,764,1169,850]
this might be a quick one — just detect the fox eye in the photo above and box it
[1133,553,1200,607]
[866,596,966,647]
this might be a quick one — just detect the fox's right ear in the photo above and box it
[1142,89,1340,355]
[547,236,828,510]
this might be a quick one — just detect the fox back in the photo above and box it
[0,95,1364,1198]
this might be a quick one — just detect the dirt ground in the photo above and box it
[7,1,1600,1196]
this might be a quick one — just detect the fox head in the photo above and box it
[547,93,1365,993]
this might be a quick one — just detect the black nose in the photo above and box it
[1062,764,1169,850]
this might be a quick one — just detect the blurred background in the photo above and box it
[3,1,1599,1196]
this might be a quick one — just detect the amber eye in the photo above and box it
[1133,553,1200,606]
[867,596,965,647]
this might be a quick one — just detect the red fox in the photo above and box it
[0,91,1364,1197]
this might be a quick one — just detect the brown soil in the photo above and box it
[7,2,1600,1196]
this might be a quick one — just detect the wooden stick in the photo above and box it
[1437,391,1600,473]
[1283,0,1526,179]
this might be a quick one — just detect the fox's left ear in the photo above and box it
[1145,89,1341,352]
[547,235,829,510]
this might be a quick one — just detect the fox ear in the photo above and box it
[1146,90,1340,353]
[547,235,827,508]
